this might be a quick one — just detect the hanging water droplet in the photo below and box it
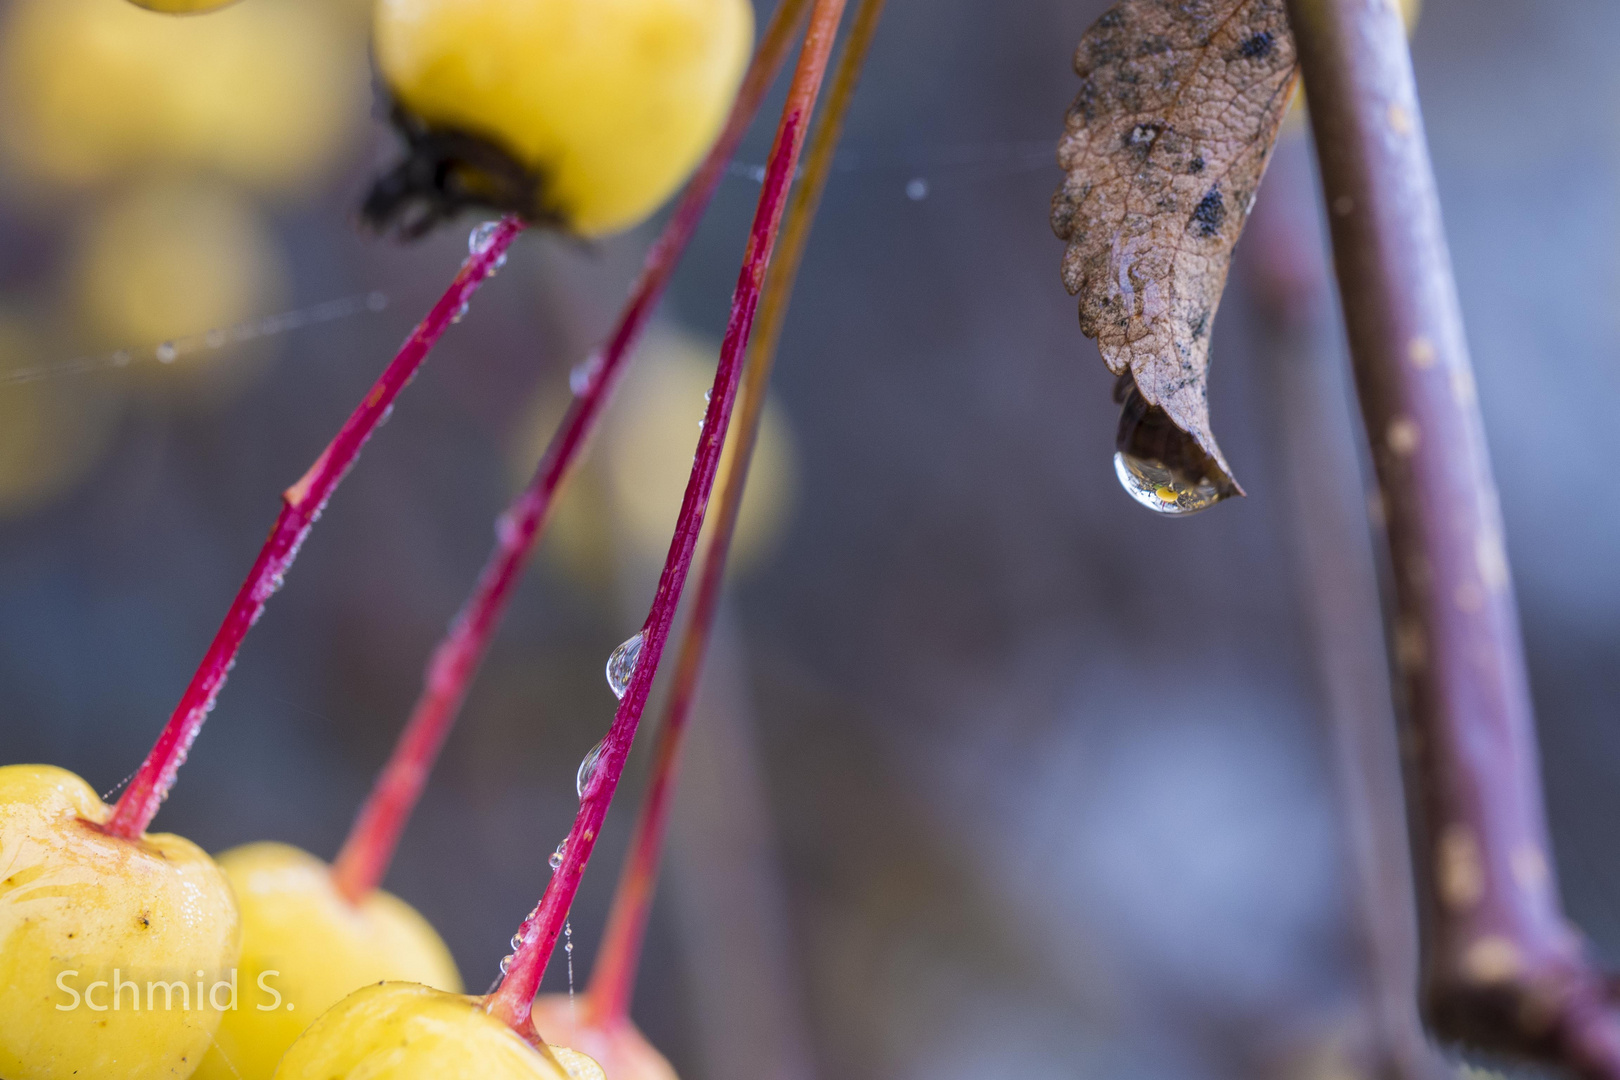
[605,631,644,699]
[510,933,523,951]
[499,953,513,975]
[155,341,178,363]
[576,739,605,798]
[1112,373,1235,516]
[468,220,500,255]
[549,840,567,871]
[906,178,930,201]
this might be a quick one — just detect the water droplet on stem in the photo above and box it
[576,739,605,799]
[1112,373,1235,516]
[605,632,644,699]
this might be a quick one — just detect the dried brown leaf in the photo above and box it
[1051,0,1299,488]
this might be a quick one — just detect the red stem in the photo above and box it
[104,217,524,841]
[327,0,815,904]
[587,0,888,1025]
[485,0,849,1037]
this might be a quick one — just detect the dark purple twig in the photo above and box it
[1284,0,1620,1073]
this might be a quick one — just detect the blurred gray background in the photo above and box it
[0,0,1613,1077]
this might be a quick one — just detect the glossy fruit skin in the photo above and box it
[124,0,241,12]
[193,843,462,1080]
[273,982,603,1080]
[373,0,753,236]
[532,995,679,1080]
[0,764,241,1080]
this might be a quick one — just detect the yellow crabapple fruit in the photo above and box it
[194,843,461,1080]
[0,0,362,193]
[75,180,287,351]
[124,0,241,13]
[370,0,753,236]
[0,318,117,519]
[532,995,678,1080]
[0,764,240,1080]
[516,327,796,581]
[272,982,604,1080]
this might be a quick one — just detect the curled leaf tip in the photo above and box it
[1052,0,1300,493]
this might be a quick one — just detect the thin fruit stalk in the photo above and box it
[485,0,850,1037]
[588,0,889,1025]
[104,217,524,841]
[329,0,815,904]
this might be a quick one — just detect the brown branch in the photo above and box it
[1284,0,1620,1073]
[1246,130,1449,1080]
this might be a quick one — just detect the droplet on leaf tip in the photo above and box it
[1112,373,1235,517]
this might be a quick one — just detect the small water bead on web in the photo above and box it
[0,291,388,386]
[576,739,605,798]
[1112,373,1236,517]
[606,631,644,699]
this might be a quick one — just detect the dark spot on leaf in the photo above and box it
[1237,31,1274,59]
[1098,9,1124,28]
[1123,122,1164,159]
[1191,310,1210,339]
[1189,187,1225,237]
[1188,155,1205,174]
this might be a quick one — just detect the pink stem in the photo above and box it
[587,0,889,1025]
[104,217,524,841]
[328,0,814,904]
[485,0,850,1037]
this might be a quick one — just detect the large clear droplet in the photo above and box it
[549,840,567,871]
[576,739,604,798]
[605,632,644,699]
[1113,373,1235,517]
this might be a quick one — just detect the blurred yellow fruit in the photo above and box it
[532,996,678,1080]
[0,0,362,193]
[195,843,462,1080]
[75,180,286,351]
[273,982,603,1080]
[125,0,242,12]
[0,764,241,1080]
[371,0,753,235]
[0,320,116,518]
[515,327,796,581]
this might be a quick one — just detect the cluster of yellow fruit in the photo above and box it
[3,0,754,1073]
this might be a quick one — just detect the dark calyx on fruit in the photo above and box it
[362,101,553,240]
